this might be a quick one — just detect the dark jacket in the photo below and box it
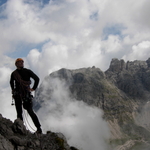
[10,68,39,91]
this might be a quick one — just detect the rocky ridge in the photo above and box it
[0,114,78,150]
[35,58,150,150]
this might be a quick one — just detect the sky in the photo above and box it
[0,0,150,149]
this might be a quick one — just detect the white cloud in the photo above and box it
[37,77,110,150]
[1,0,150,66]
[123,41,150,61]
[102,35,122,53]
[0,66,11,87]
[0,63,16,121]
[0,87,16,120]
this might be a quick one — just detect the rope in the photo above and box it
[22,108,36,133]
[11,98,36,133]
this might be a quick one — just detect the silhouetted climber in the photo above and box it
[10,58,42,134]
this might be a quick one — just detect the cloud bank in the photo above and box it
[36,77,110,150]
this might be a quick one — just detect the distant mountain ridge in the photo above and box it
[35,58,150,150]
[106,58,150,99]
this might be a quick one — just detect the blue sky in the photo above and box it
[0,0,7,5]
[102,24,126,40]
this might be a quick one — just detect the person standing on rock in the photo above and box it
[10,58,42,134]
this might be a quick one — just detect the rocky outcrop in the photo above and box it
[108,58,126,72]
[35,58,150,150]
[0,114,78,150]
[106,58,150,99]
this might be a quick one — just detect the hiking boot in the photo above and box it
[36,127,42,134]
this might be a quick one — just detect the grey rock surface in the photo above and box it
[0,114,77,150]
[35,58,150,150]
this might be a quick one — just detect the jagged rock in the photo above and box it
[108,58,126,72]
[126,60,148,71]
[108,58,148,73]
[0,114,14,138]
[146,58,150,67]
[0,114,78,150]
[0,134,14,150]
[9,136,27,146]
[106,58,150,99]
[12,118,28,135]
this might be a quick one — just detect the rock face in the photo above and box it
[0,114,78,150]
[106,58,150,98]
[35,58,150,150]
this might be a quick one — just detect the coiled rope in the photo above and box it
[22,107,36,133]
